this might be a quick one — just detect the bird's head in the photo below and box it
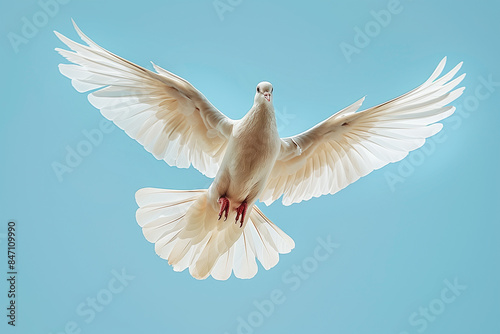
[254,81,273,105]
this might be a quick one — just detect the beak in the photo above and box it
[264,92,271,102]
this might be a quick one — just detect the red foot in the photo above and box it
[218,197,230,221]
[235,202,247,228]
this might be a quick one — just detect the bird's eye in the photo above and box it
[257,87,260,93]
[271,88,273,93]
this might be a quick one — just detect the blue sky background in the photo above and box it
[1,0,499,333]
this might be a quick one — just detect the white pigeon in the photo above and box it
[55,21,465,280]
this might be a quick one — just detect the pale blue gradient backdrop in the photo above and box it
[1,0,499,333]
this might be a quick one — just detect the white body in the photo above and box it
[209,89,280,215]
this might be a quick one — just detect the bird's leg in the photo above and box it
[218,196,230,221]
[235,202,247,228]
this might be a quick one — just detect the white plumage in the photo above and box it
[55,21,465,280]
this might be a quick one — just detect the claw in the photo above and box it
[235,202,247,228]
[218,197,229,221]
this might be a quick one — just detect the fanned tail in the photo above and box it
[136,188,295,280]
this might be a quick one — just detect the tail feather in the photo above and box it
[210,245,235,280]
[135,187,295,280]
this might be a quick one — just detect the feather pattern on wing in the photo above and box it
[260,58,465,206]
[55,20,234,177]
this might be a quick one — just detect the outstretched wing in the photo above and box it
[260,58,465,206]
[55,20,233,178]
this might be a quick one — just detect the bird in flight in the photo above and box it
[55,21,465,280]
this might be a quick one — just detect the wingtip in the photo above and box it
[452,61,464,73]
[356,96,366,108]
[439,57,447,69]
[424,57,449,85]
[54,47,65,55]
[53,30,64,39]
[71,18,81,35]
[356,96,366,107]
[71,18,88,43]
